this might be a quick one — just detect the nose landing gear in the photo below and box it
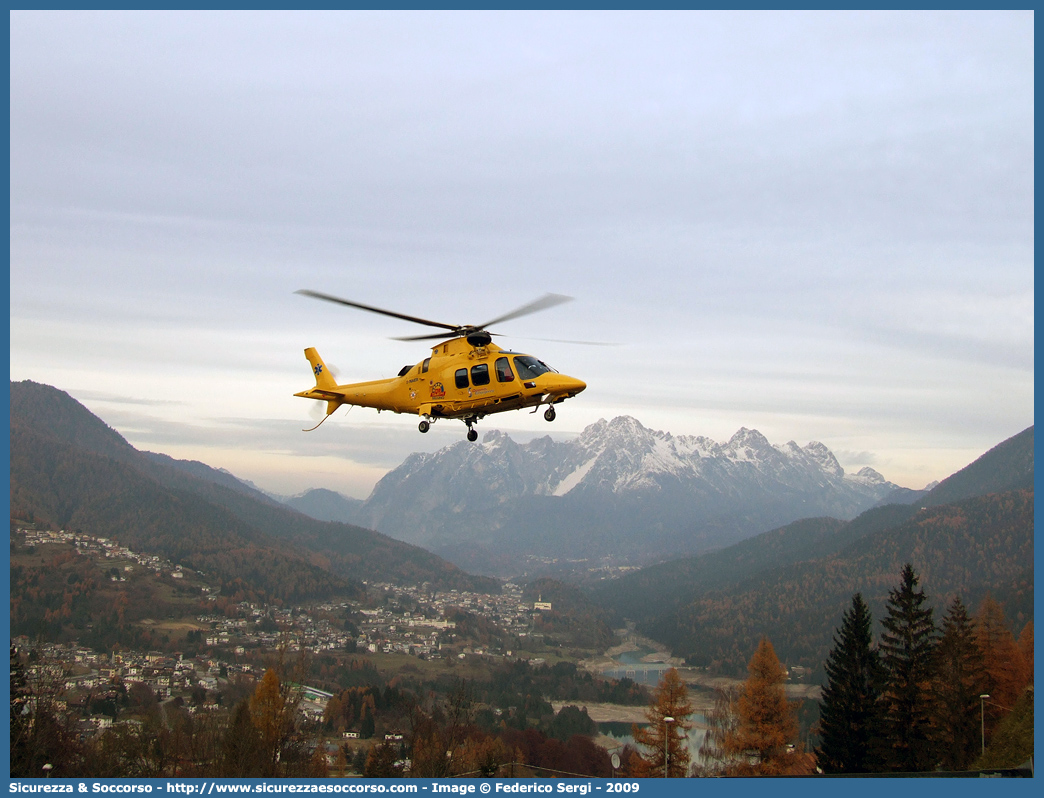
[544,405,556,422]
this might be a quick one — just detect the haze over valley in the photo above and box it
[10,378,1034,778]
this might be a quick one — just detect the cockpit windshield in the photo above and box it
[513,355,556,380]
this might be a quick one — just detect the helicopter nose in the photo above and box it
[551,376,586,396]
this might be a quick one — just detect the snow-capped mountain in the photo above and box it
[351,416,904,576]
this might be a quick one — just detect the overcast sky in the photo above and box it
[10,10,1033,498]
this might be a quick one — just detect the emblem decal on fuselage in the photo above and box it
[431,382,446,399]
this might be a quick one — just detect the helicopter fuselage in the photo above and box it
[295,337,586,434]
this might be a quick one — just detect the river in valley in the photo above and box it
[592,641,710,769]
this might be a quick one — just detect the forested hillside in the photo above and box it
[11,418,340,605]
[922,426,1033,506]
[10,531,222,650]
[522,578,616,650]
[10,380,496,601]
[648,490,1033,674]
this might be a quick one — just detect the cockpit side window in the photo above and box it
[471,363,490,386]
[513,355,555,380]
[422,357,431,374]
[495,357,514,382]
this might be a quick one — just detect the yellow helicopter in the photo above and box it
[294,290,587,441]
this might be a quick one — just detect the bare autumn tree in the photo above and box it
[457,735,514,777]
[631,668,693,778]
[407,680,475,777]
[407,709,449,778]
[10,645,83,777]
[695,685,741,776]
[724,637,805,775]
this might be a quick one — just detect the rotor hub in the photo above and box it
[466,330,492,347]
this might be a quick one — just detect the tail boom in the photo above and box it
[295,347,403,415]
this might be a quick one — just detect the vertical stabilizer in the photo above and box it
[304,347,338,391]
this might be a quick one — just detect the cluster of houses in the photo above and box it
[17,526,200,584]
[196,580,551,661]
[352,580,550,656]
[11,637,265,737]
[14,640,257,697]
[12,526,563,743]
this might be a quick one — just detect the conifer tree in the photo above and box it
[932,597,985,770]
[220,700,264,777]
[352,746,368,774]
[816,593,887,773]
[364,741,403,777]
[974,594,1029,736]
[879,563,937,772]
[725,637,800,775]
[359,702,376,739]
[631,668,693,777]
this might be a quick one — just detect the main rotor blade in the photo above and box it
[295,290,459,332]
[521,337,619,347]
[391,331,462,342]
[475,293,573,330]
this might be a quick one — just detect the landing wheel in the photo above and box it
[467,428,478,442]
[418,420,430,433]
[544,406,556,422]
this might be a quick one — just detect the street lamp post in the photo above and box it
[979,694,990,757]
[663,716,674,778]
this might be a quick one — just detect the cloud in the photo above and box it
[834,450,879,467]
[69,390,186,408]
[9,11,1032,500]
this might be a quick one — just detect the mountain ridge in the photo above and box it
[284,488,364,523]
[10,380,496,598]
[588,424,1034,675]
[345,415,906,575]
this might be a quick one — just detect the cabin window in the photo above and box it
[422,357,431,374]
[513,355,555,380]
[471,363,490,386]
[495,357,514,382]
[455,368,469,389]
